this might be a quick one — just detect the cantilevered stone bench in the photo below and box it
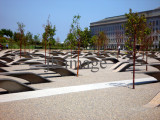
[24,61,44,65]
[0,68,8,72]
[110,61,129,70]
[121,55,128,59]
[0,57,14,63]
[144,92,160,108]
[102,57,119,63]
[136,59,148,65]
[96,55,105,59]
[31,53,45,58]
[114,62,134,72]
[148,53,157,58]
[14,58,31,63]
[1,53,15,58]
[48,67,77,76]
[0,61,10,67]
[48,59,68,66]
[12,66,77,77]
[51,57,67,62]
[4,50,12,53]
[75,61,93,69]
[48,55,70,63]
[0,60,18,67]
[0,78,35,93]
[0,58,31,66]
[101,53,110,57]
[58,52,65,56]
[21,54,33,58]
[85,56,100,62]
[30,49,39,54]
[149,63,160,70]
[72,54,79,58]
[49,52,59,56]
[1,72,51,84]
[63,54,72,59]
[10,58,32,65]
[154,57,160,61]
[142,71,160,81]
[128,55,140,60]
[84,53,93,56]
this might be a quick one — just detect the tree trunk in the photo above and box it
[133,34,136,89]
[20,34,22,58]
[77,41,80,77]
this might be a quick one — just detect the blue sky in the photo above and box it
[0,0,160,42]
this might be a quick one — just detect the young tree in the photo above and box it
[97,31,108,55]
[42,17,56,63]
[80,27,91,49]
[17,22,25,58]
[0,36,7,48]
[70,15,81,49]
[140,23,152,71]
[115,30,122,59]
[70,15,81,76]
[65,30,76,55]
[0,29,13,38]
[42,25,56,48]
[55,37,60,49]
[23,34,27,53]
[0,30,3,37]
[66,15,81,57]
[34,34,40,48]
[0,29,13,51]
[13,32,21,43]
[124,9,151,89]
[26,32,33,52]
[157,30,160,50]
[90,35,98,51]
[48,26,56,50]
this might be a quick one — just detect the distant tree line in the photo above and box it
[0,27,42,49]
[64,15,109,50]
[0,21,109,51]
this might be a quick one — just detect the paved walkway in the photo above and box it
[0,77,157,103]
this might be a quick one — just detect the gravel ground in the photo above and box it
[0,49,160,120]
[0,83,160,120]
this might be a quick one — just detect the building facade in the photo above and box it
[90,7,160,50]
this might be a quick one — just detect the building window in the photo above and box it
[153,21,155,26]
[156,20,158,26]
[153,28,155,32]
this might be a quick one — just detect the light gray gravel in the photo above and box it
[0,49,159,120]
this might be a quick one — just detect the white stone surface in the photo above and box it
[0,77,157,103]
